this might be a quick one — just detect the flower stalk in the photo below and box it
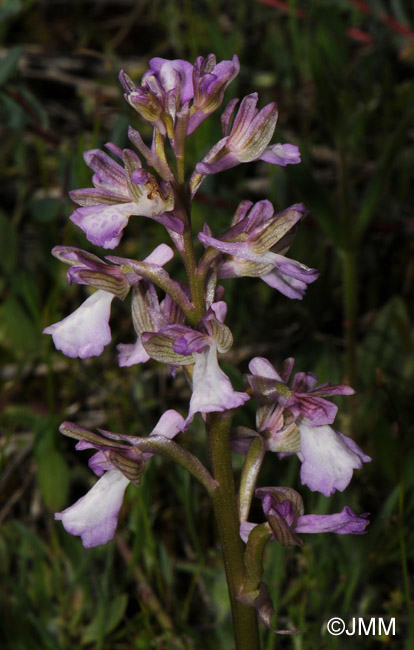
[44,53,371,647]
[207,412,261,650]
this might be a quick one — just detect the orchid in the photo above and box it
[240,487,369,546]
[247,356,355,425]
[116,279,187,368]
[55,411,185,548]
[69,145,177,248]
[195,93,300,176]
[245,356,371,496]
[120,54,240,138]
[188,54,240,134]
[140,302,249,422]
[198,200,319,299]
[119,58,193,136]
[46,54,371,648]
[44,244,174,359]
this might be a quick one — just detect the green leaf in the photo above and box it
[0,47,22,85]
[237,581,277,632]
[243,523,272,591]
[82,594,128,643]
[36,449,70,511]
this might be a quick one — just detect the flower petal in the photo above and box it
[299,422,371,496]
[188,345,249,421]
[148,58,194,103]
[143,243,174,266]
[82,148,129,191]
[260,268,314,300]
[259,143,301,166]
[196,150,240,175]
[248,357,282,380]
[151,409,185,439]
[70,203,135,249]
[295,506,369,535]
[55,470,129,548]
[44,290,114,358]
[117,338,150,366]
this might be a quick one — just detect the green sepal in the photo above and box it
[235,259,274,277]
[250,208,302,255]
[141,333,193,366]
[238,433,265,523]
[59,422,121,448]
[208,319,233,353]
[131,283,156,334]
[247,375,293,404]
[107,449,145,487]
[243,522,272,591]
[75,271,129,299]
[239,523,300,634]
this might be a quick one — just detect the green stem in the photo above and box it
[169,178,205,325]
[182,226,205,324]
[207,412,261,650]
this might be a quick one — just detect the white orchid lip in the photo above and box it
[44,243,176,362]
[298,422,372,497]
[55,411,185,547]
[43,290,114,359]
[187,343,249,424]
[55,470,130,548]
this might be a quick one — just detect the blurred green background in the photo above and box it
[0,0,413,648]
